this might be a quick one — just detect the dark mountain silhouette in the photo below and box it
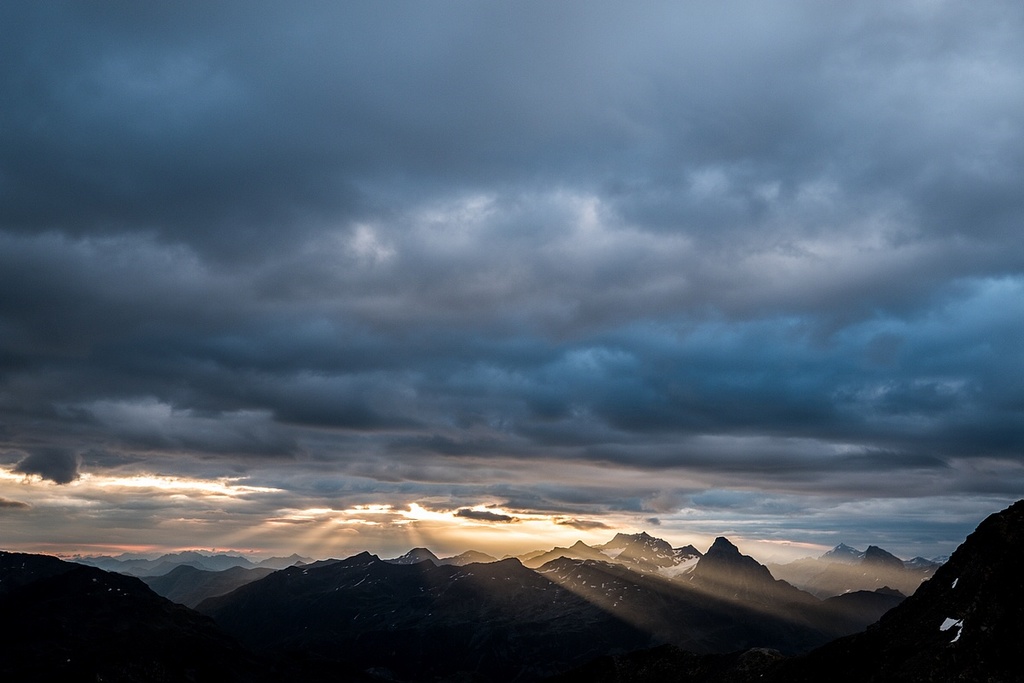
[198,537,895,681]
[13,515,1000,683]
[819,588,906,635]
[142,564,277,608]
[0,551,270,682]
[690,537,780,600]
[199,552,653,681]
[861,545,905,570]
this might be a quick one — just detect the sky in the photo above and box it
[1,1,1022,563]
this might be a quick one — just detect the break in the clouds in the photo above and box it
[0,1,1022,559]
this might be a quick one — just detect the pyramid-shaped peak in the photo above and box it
[863,545,904,568]
[570,540,592,549]
[707,536,741,556]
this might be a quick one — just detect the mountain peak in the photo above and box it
[386,547,439,565]
[706,536,741,556]
[603,531,653,548]
[690,537,785,604]
[862,545,904,569]
[821,542,864,563]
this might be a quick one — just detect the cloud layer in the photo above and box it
[1,2,1022,558]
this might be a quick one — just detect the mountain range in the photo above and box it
[195,532,904,681]
[2,504,1021,681]
[76,551,310,577]
[549,498,1024,682]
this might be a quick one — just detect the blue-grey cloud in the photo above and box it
[0,2,1022,556]
[13,448,81,484]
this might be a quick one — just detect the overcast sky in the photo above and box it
[1,1,1022,561]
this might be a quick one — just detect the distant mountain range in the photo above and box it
[768,542,939,599]
[3,506,1020,681]
[76,551,310,576]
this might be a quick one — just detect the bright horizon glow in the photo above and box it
[1,464,848,564]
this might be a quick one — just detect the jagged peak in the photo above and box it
[604,531,658,546]
[674,544,703,557]
[337,551,380,567]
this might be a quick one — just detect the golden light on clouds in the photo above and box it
[89,473,282,497]
[0,464,715,560]
[0,467,279,498]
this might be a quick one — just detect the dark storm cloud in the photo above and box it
[0,498,30,510]
[455,508,516,523]
[0,0,1022,554]
[13,448,81,484]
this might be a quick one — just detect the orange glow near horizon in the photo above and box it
[1,465,815,562]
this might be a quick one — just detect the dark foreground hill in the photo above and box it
[548,499,1024,683]
[0,551,269,682]
[199,554,654,682]
[142,564,277,608]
